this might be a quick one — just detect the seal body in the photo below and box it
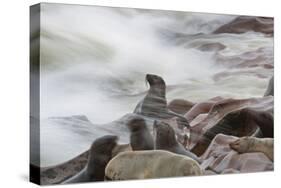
[230,136,274,161]
[153,121,200,163]
[134,74,190,128]
[127,116,154,150]
[62,135,118,184]
[105,150,202,180]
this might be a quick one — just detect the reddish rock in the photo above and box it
[200,134,273,174]
[189,96,273,156]
[168,99,195,115]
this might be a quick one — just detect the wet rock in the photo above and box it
[168,99,195,115]
[197,42,226,52]
[188,97,273,156]
[213,16,273,35]
[200,134,273,173]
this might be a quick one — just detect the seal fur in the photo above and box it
[153,120,200,163]
[127,116,154,150]
[230,136,273,161]
[105,150,202,180]
[62,135,118,184]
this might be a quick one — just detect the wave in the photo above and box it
[40,4,273,124]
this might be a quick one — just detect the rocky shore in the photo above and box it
[35,15,274,185]
[37,74,273,185]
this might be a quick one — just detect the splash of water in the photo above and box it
[37,4,273,166]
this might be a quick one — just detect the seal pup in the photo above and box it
[127,116,154,150]
[105,150,202,180]
[134,74,190,128]
[153,120,201,163]
[230,136,273,161]
[62,135,118,184]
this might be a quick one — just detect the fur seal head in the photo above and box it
[146,74,166,89]
[127,116,147,132]
[88,135,118,156]
[229,136,254,153]
[146,74,166,98]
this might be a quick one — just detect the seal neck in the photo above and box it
[149,86,166,98]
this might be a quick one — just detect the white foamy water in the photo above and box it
[37,3,273,166]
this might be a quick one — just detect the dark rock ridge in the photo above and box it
[213,16,273,35]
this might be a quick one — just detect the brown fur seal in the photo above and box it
[62,135,118,184]
[127,116,154,150]
[40,143,131,185]
[153,120,200,163]
[105,150,202,180]
[230,136,273,161]
[134,74,190,128]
